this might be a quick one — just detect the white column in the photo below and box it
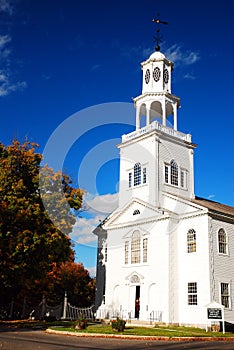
[136,105,140,130]
[173,103,178,131]
[162,100,166,126]
[146,103,150,126]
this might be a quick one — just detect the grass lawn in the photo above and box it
[1,320,234,338]
[50,322,234,338]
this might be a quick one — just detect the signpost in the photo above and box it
[205,302,225,334]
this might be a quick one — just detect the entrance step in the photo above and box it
[126,319,163,327]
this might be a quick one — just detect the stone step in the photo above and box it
[126,319,165,327]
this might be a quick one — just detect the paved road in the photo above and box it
[1,330,234,350]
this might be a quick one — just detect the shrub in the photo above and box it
[75,316,88,330]
[111,317,126,332]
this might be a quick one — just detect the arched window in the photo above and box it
[134,163,141,186]
[170,160,178,186]
[131,231,140,264]
[218,228,227,254]
[187,229,196,253]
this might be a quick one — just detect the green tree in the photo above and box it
[0,140,83,303]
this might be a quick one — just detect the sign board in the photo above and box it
[207,308,222,320]
[205,302,225,334]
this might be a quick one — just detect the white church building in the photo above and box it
[94,45,234,328]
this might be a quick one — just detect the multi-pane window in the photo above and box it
[143,238,148,263]
[128,172,132,188]
[187,229,196,253]
[134,163,141,186]
[170,160,178,186]
[181,170,185,188]
[125,241,129,264]
[125,232,148,265]
[221,283,230,308]
[218,228,227,254]
[188,282,197,305]
[143,167,147,184]
[165,165,169,183]
[131,231,141,264]
[129,163,147,188]
[164,161,186,188]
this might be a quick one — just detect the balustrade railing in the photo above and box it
[122,121,191,143]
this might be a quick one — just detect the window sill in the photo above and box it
[123,263,149,267]
[164,182,188,191]
[218,253,229,257]
[128,183,148,190]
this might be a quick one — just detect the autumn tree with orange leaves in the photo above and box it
[47,261,96,307]
[0,140,88,305]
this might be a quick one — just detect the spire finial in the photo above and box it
[152,13,168,51]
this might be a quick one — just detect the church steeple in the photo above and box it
[134,50,180,131]
[133,18,180,131]
[118,18,195,209]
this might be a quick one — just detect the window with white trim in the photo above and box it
[143,238,148,263]
[125,231,148,265]
[181,169,185,188]
[187,229,196,253]
[128,172,132,188]
[218,228,227,254]
[188,282,197,305]
[128,163,147,188]
[171,160,178,186]
[131,231,141,264]
[143,167,147,184]
[134,163,141,186]
[221,282,230,308]
[165,165,169,183]
[164,160,187,189]
[125,241,129,264]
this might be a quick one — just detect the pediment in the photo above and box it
[103,198,167,229]
[125,271,144,284]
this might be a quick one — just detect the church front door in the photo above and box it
[135,285,140,319]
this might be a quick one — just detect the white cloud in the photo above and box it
[86,266,96,277]
[208,194,216,200]
[184,73,196,80]
[0,35,27,96]
[0,34,11,49]
[0,0,13,15]
[84,192,118,215]
[71,215,102,245]
[71,192,118,245]
[164,44,200,66]
[0,71,27,96]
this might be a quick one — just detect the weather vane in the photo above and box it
[152,14,168,51]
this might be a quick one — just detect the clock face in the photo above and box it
[145,69,150,84]
[153,67,161,82]
[163,68,169,83]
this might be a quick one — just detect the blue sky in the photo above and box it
[0,0,233,275]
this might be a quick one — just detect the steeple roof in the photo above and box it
[149,51,166,60]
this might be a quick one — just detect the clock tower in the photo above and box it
[134,50,180,130]
[118,47,195,209]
